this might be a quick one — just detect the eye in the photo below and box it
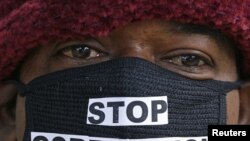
[62,44,106,59]
[168,55,207,67]
[159,50,215,77]
[161,53,214,69]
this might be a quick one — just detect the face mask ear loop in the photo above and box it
[223,81,244,94]
[6,80,27,97]
[196,80,243,94]
[216,81,243,124]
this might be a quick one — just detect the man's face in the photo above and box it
[16,20,239,141]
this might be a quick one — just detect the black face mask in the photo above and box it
[14,57,240,141]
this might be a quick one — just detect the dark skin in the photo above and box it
[0,20,250,141]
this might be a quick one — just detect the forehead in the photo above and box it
[108,20,178,43]
[105,20,226,51]
[105,20,235,56]
[109,20,170,36]
[109,20,227,41]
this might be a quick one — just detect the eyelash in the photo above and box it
[59,44,107,60]
[164,54,213,67]
[57,43,214,75]
[159,52,214,74]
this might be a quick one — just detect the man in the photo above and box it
[0,0,250,141]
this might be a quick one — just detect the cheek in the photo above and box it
[16,95,26,141]
[226,90,239,124]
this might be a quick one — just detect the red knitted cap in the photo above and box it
[0,0,249,81]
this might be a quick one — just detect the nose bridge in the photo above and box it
[106,22,158,62]
[113,40,155,63]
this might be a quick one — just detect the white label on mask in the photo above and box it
[31,132,208,141]
[87,96,168,126]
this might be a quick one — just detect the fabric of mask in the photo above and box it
[14,57,240,141]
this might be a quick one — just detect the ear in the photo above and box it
[239,82,250,124]
[0,82,17,141]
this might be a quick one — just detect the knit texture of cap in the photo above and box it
[0,0,250,81]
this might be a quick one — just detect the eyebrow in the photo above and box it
[170,22,238,50]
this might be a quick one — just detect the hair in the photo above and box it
[168,22,243,80]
